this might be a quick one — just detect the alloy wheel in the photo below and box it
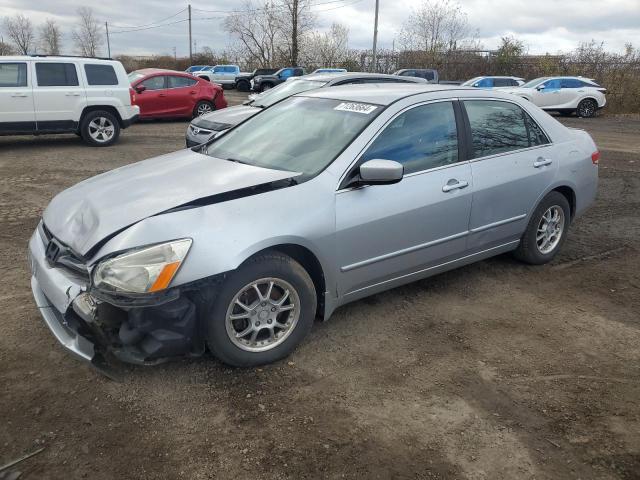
[536,206,565,254]
[197,103,212,116]
[88,117,115,143]
[225,277,300,352]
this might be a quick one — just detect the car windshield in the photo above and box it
[205,96,382,178]
[128,72,146,83]
[462,77,482,86]
[253,79,327,108]
[521,77,549,88]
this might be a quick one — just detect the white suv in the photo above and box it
[0,56,140,146]
[503,76,607,117]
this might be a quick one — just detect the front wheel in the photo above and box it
[514,191,571,265]
[236,80,250,92]
[80,110,120,147]
[205,252,317,367]
[577,98,597,118]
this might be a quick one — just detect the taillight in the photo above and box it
[129,87,136,104]
[597,88,607,94]
[591,151,600,165]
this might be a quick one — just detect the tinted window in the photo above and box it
[140,76,165,90]
[561,78,584,88]
[36,63,79,86]
[361,101,459,174]
[399,70,414,77]
[168,75,197,88]
[477,78,493,88]
[464,100,546,158]
[84,64,118,85]
[280,68,294,78]
[541,79,561,90]
[419,70,435,81]
[0,63,27,87]
[493,78,513,87]
[213,66,225,73]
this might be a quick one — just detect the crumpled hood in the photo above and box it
[194,105,259,128]
[43,148,298,256]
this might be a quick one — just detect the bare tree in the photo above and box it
[224,0,283,67]
[495,35,525,73]
[0,35,16,55]
[279,0,315,65]
[303,23,349,67]
[40,18,62,55]
[72,7,103,57]
[398,0,470,54]
[3,14,35,54]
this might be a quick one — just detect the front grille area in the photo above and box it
[40,222,90,280]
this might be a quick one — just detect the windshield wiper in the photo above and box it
[225,157,250,165]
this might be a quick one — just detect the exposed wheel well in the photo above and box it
[552,186,576,219]
[80,106,123,128]
[249,244,326,318]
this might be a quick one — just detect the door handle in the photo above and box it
[65,92,81,96]
[533,157,553,168]
[158,93,167,97]
[189,90,197,94]
[442,179,469,192]
[11,93,28,97]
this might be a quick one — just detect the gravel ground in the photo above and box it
[0,93,639,479]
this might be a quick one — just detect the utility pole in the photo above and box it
[371,0,379,72]
[188,4,193,64]
[291,0,299,66]
[105,22,111,58]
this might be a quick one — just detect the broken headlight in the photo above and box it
[92,239,192,294]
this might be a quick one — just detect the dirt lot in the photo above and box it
[1,93,639,479]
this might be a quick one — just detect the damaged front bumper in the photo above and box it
[28,224,206,367]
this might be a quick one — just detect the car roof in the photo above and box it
[1,55,116,63]
[133,68,193,76]
[301,72,426,83]
[299,83,479,105]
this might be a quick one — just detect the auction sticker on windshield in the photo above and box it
[334,102,378,114]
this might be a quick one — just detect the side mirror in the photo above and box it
[358,159,403,185]
[473,83,479,87]
[536,85,545,91]
[135,85,146,93]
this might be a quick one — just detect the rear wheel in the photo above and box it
[577,98,597,118]
[205,252,316,367]
[193,100,214,117]
[261,82,274,91]
[514,191,570,265]
[236,79,250,92]
[80,110,120,147]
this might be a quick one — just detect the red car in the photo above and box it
[128,69,227,119]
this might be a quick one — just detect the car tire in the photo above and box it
[261,82,274,91]
[193,100,214,118]
[576,98,597,118]
[80,110,120,147]
[236,80,250,92]
[514,191,571,265]
[205,252,317,367]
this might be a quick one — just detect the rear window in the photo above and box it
[84,64,118,85]
[0,63,27,87]
[168,75,197,88]
[36,63,79,87]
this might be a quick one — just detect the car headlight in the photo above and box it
[93,239,192,294]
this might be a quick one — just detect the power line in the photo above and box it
[191,0,357,15]
[109,19,188,34]
[108,8,187,30]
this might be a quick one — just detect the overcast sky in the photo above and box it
[1,0,639,57]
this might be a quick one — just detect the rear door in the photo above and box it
[134,75,167,117]
[335,100,473,297]
[0,61,35,133]
[462,99,558,250]
[165,75,199,116]
[32,61,87,132]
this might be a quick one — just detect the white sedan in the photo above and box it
[502,76,606,117]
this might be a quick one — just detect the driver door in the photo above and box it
[134,75,167,117]
[534,79,563,108]
[334,101,473,298]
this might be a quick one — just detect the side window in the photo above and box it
[0,63,27,87]
[168,76,197,88]
[280,69,293,78]
[400,70,414,77]
[35,63,79,86]
[84,64,118,86]
[213,66,225,73]
[561,78,582,88]
[493,78,512,87]
[141,76,165,90]
[477,78,493,88]
[525,113,550,146]
[542,79,561,90]
[464,100,540,158]
[421,70,435,81]
[361,101,459,174]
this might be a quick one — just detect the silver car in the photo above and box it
[29,84,599,369]
[185,72,427,147]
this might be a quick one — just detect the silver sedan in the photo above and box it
[29,84,598,369]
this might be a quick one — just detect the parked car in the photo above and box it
[29,84,599,369]
[252,67,305,92]
[0,55,139,146]
[194,65,248,88]
[185,65,211,73]
[128,69,227,119]
[393,68,438,83]
[234,68,279,92]
[502,76,607,117]
[186,72,427,146]
[312,68,347,74]
[462,76,525,88]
